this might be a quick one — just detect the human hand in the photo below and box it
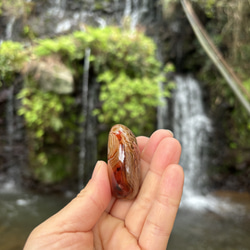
[24,129,184,250]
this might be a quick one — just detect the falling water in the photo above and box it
[171,76,249,215]
[164,79,250,250]
[6,86,14,152]
[123,0,149,30]
[48,0,66,18]
[156,42,170,130]
[124,0,132,17]
[172,75,212,199]
[157,81,169,130]
[5,16,16,40]
[78,48,91,191]
[1,85,18,191]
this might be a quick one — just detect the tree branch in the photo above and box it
[181,0,250,116]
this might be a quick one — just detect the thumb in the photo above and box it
[47,161,112,233]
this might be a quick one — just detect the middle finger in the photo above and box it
[124,137,181,238]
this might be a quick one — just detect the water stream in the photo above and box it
[169,191,250,250]
[0,183,249,250]
[78,48,91,190]
[5,17,16,40]
[6,86,14,153]
[165,75,250,249]
[173,75,212,200]
[124,0,149,30]
[1,74,249,250]
[0,187,71,250]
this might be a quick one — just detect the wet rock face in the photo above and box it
[1,0,196,73]
[0,0,161,40]
[0,1,188,69]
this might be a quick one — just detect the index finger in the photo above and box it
[139,129,174,178]
[141,130,174,166]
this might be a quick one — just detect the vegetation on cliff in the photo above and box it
[0,26,173,183]
[0,0,249,189]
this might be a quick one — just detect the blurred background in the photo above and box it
[0,0,249,249]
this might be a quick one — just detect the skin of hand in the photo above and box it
[24,129,184,250]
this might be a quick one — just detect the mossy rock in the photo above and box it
[23,56,74,94]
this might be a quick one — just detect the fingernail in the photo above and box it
[92,161,102,179]
[167,130,174,137]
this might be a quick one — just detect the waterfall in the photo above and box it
[157,81,168,129]
[169,77,249,215]
[171,75,212,199]
[48,0,66,18]
[84,76,98,184]
[123,0,149,30]
[1,85,22,191]
[124,0,132,17]
[156,40,171,130]
[157,75,212,200]
[6,16,16,40]
[6,86,14,152]
[78,48,98,190]
[78,48,91,190]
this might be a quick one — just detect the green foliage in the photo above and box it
[17,80,78,183]
[33,27,163,81]
[95,70,163,134]
[196,0,217,18]
[22,25,36,40]
[0,41,27,86]
[74,26,161,77]
[189,0,250,176]
[33,26,171,135]
[0,0,33,18]
[229,106,250,150]
[18,86,76,144]
[243,78,250,95]
[10,25,173,182]
[72,27,165,134]
[32,150,72,184]
[200,71,250,151]
[18,88,63,139]
[162,0,218,18]
[34,36,77,60]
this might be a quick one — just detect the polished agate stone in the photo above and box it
[107,124,140,199]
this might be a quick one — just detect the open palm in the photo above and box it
[24,129,184,250]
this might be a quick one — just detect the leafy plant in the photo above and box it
[17,85,76,146]
[17,80,78,183]
[0,41,27,86]
[34,36,77,60]
[14,25,174,183]
[95,70,163,134]
[0,0,33,19]
[33,26,172,135]
[74,27,173,134]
